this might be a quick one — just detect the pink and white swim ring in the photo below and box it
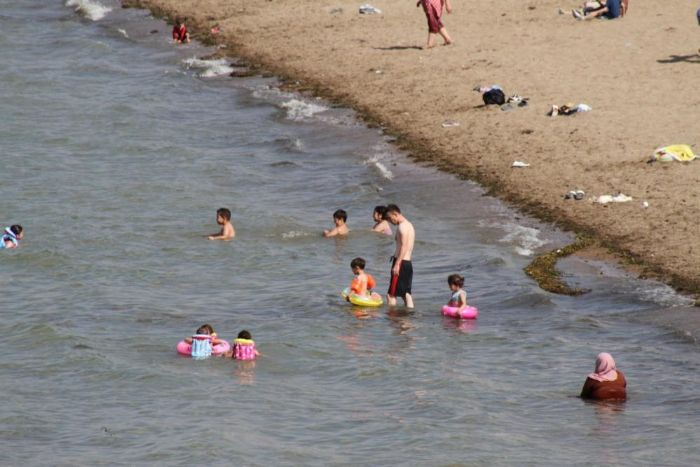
[176,339,231,356]
[441,305,478,320]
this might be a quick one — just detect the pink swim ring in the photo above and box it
[176,339,231,356]
[441,305,478,320]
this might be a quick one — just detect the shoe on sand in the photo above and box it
[572,9,584,20]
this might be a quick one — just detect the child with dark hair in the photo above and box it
[1,225,23,249]
[183,324,223,345]
[371,206,392,236]
[230,330,260,360]
[348,257,378,299]
[208,207,235,240]
[447,274,468,311]
[323,209,349,237]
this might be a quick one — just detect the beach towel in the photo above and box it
[652,145,696,162]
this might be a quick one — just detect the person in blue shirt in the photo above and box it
[572,0,623,20]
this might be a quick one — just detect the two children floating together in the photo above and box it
[178,324,261,360]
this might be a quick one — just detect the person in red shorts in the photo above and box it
[580,352,627,401]
[416,0,453,49]
[172,17,190,44]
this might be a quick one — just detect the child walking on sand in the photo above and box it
[323,209,349,237]
[447,274,468,311]
[417,0,453,49]
[208,207,235,240]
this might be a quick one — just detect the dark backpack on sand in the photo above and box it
[483,88,505,106]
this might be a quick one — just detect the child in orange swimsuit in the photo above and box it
[348,257,379,299]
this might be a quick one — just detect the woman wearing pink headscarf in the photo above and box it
[580,352,627,401]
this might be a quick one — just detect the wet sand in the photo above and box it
[125,0,700,295]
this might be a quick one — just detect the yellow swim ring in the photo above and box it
[341,288,384,307]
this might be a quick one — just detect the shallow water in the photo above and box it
[1,1,699,465]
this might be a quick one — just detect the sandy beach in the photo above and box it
[126,0,700,294]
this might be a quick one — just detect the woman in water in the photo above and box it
[371,206,392,235]
[580,352,627,401]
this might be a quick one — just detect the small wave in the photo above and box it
[499,224,548,256]
[635,283,695,308]
[281,231,310,239]
[117,28,128,39]
[274,137,305,152]
[364,155,394,180]
[183,57,234,78]
[280,99,328,121]
[269,161,298,168]
[65,0,112,21]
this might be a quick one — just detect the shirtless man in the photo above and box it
[385,204,415,308]
[208,207,235,240]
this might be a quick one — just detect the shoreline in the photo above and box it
[123,0,700,300]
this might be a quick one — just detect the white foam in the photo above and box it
[635,283,695,308]
[183,58,234,78]
[117,28,128,39]
[282,231,310,239]
[499,224,548,256]
[291,138,304,151]
[364,155,394,180]
[65,0,112,21]
[280,99,328,121]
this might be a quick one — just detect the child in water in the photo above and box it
[172,17,190,44]
[323,209,349,237]
[208,207,236,240]
[371,206,392,236]
[183,324,224,345]
[228,330,260,360]
[447,274,468,311]
[1,225,23,249]
[348,257,379,299]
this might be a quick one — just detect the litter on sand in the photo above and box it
[649,144,696,163]
[359,4,382,14]
[549,103,591,117]
[441,120,460,128]
[512,161,530,168]
[595,194,633,204]
[564,190,585,200]
[474,85,506,106]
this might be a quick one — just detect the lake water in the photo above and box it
[1,1,699,465]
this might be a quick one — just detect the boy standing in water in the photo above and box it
[323,209,349,237]
[208,208,235,240]
[386,204,415,308]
